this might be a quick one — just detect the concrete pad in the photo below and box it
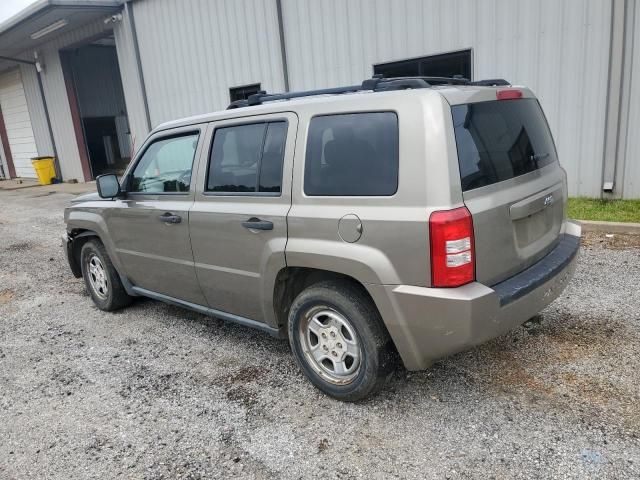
[577,219,640,234]
[0,178,95,195]
[0,178,40,190]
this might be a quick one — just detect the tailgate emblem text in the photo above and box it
[543,194,554,207]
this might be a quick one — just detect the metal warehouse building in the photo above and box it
[0,0,638,197]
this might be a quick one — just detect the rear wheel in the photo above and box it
[288,280,394,401]
[80,239,132,311]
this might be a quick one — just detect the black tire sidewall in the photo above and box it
[288,283,389,401]
[80,241,117,310]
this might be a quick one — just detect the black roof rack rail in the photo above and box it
[470,78,511,86]
[226,75,511,109]
[247,84,362,106]
[227,99,249,109]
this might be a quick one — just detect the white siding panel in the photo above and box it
[281,0,612,197]
[131,0,285,127]
[622,2,640,198]
[0,69,38,178]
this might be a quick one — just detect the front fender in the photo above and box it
[65,207,125,278]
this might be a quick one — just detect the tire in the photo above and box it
[288,280,395,401]
[80,239,132,311]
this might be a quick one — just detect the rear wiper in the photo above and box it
[530,153,550,161]
[529,153,550,167]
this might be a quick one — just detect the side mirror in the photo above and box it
[96,174,121,198]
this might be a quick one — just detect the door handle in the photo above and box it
[158,212,182,224]
[241,217,273,231]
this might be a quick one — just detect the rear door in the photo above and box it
[450,94,566,285]
[189,112,297,322]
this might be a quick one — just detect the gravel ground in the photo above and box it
[1,187,639,479]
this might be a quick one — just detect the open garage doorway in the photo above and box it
[61,34,131,180]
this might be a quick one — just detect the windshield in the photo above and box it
[452,99,558,192]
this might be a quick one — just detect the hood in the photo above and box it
[70,191,101,203]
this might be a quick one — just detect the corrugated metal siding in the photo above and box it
[19,64,54,156]
[281,0,612,197]
[130,0,285,126]
[113,7,149,153]
[622,1,640,198]
[0,69,39,178]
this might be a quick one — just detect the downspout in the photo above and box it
[125,0,152,133]
[601,0,627,197]
[275,0,290,92]
[0,55,61,180]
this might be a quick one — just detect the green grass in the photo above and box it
[568,197,640,223]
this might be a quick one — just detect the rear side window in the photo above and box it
[452,99,558,192]
[207,121,287,194]
[304,112,399,196]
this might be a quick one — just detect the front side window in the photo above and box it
[207,121,287,194]
[130,133,199,193]
[304,112,399,196]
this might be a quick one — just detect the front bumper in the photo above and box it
[369,222,582,370]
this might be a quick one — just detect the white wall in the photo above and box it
[129,0,286,127]
[281,0,613,197]
[621,0,640,198]
[113,5,149,155]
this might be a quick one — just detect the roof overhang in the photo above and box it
[0,0,122,72]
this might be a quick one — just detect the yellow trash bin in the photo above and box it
[31,157,56,185]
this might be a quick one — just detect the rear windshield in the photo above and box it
[452,99,557,192]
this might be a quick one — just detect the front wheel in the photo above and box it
[288,280,395,401]
[80,239,132,311]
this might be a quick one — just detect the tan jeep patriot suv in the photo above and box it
[64,76,581,401]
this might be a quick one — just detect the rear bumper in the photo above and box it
[369,221,581,370]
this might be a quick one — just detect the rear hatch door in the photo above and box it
[450,92,566,285]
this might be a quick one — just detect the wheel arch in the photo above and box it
[67,229,101,277]
[272,267,384,332]
[67,228,136,296]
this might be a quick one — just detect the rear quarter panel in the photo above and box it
[286,90,463,287]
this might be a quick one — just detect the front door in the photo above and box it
[189,112,297,322]
[106,126,207,305]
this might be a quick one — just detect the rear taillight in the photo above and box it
[429,207,475,287]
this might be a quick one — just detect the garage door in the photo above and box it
[0,70,38,178]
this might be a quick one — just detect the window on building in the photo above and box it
[130,132,199,193]
[304,112,399,196]
[207,121,287,194]
[229,84,262,103]
[374,49,472,80]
